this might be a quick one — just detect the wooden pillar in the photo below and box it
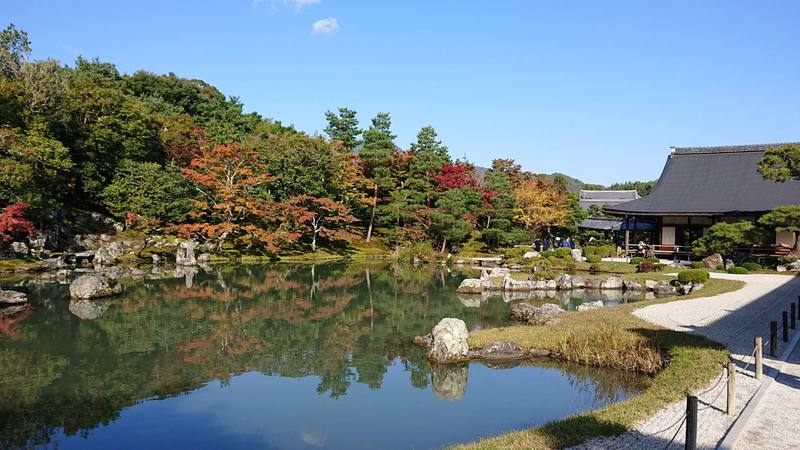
[632,216,638,244]
[624,215,630,255]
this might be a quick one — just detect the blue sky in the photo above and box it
[4,1,800,184]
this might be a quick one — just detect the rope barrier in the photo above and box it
[662,415,686,450]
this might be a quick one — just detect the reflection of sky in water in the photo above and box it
[48,360,639,450]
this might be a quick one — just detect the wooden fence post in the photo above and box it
[686,395,698,450]
[727,361,736,415]
[754,336,763,380]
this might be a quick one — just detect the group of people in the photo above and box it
[532,237,575,251]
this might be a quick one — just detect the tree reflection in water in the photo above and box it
[0,262,645,449]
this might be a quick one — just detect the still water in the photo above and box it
[0,263,646,450]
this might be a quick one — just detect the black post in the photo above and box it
[797,297,800,320]
[686,395,698,450]
[783,311,789,343]
[792,303,797,330]
[771,321,778,357]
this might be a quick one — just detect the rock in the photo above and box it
[600,276,624,290]
[10,241,28,255]
[458,293,488,308]
[480,269,489,281]
[529,348,551,357]
[69,274,122,300]
[577,300,604,312]
[113,222,125,233]
[571,248,583,262]
[788,260,800,272]
[456,278,496,293]
[176,240,198,266]
[412,334,432,347]
[0,289,27,305]
[93,241,124,268]
[0,304,27,317]
[777,265,788,272]
[571,275,586,289]
[502,276,532,291]
[197,253,211,264]
[678,282,704,295]
[584,278,603,290]
[431,363,468,401]
[555,274,573,290]
[623,279,644,291]
[702,253,724,270]
[428,318,469,363]
[724,259,735,271]
[473,341,524,360]
[511,302,564,325]
[151,253,161,265]
[68,300,109,320]
[489,267,510,277]
[523,251,540,259]
[644,279,660,290]
[655,285,677,296]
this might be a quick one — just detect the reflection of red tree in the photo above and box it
[0,305,32,341]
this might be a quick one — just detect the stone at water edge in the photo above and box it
[502,276,532,291]
[571,275,586,289]
[644,279,660,290]
[571,248,582,262]
[10,241,28,256]
[197,253,211,264]
[176,240,198,266]
[510,302,564,325]
[479,269,489,281]
[427,318,469,363]
[555,274,573,290]
[623,279,644,291]
[69,274,122,300]
[93,241,125,268]
[488,267,510,277]
[600,276,624,290]
[702,253,724,270]
[0,289,27,305]
[576,300,604,312]
[456,278,495,293]
[472,341,524,360]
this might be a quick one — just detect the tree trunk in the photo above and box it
[486,216,491,228]
[312,231,317,252]
[793,233,800,256]
[366,185,378,243]
[440,237,447,254]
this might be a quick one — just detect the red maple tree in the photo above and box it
[0,203,34,243]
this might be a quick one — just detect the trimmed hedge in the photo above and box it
[630,257,646,265]
[677,269,710,284]
[690,262,705,269]
[555,247,572,258]
[740,262,762,271]
[585,255,601,264]
[727,266,750,275]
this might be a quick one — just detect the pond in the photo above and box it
[0,263,646,450]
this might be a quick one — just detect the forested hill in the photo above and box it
[0,23,649,255]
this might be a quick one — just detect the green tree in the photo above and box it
[758,206,800,255]
[101,160,194,223]
[479,166,517,248]
[324,107,361,151]
[758,144,800,182]
[359,112,397,242]
[428,188,481,252]
[691,221,767,257]
[0,23,30,79]
[406,126,450,206]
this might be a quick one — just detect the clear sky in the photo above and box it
[4,0,800,185]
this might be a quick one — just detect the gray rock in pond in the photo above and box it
[68,300,109,320]
[93,241,124,268]
[456,278,496,293]
[571,248,583,262]
[431,363,468,401]
[69,274,122,299]
[555,274,573,290]
[479,269,489,281]
[428,318,469,363]
[488,267,510,277]
[600,276,624,290]
[412,333,433,348]
[0,304,27,317]
[0,289,27,305]
[623,279,644,291]
[529,348,551,357]
[702,253,724,270]
[577,300,604,312]
[511,302,564,325]
[473,341,524,360]
[503,276,532,291]
[584,278,603,290]
[644,279,659,290]
[176,240,198,266]
[655,285,677,296]
[571,275,586,289]
[197,253,211,264]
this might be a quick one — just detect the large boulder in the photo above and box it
[176,240,198,266]
[577,300,604,312]
[69,274,122,299]
[600,276,624,290]
[724,259,735,271]
[456,278,496,293]
[584,278,603,290]
[93,241,125,268]
[644,279,660,290]
[623,279,644,291]
[488,267,510,277]
[655,284,677,296]
[502,276,532,291]
[523,251,540,259]
[555,274,573,290]
[10,241,28,256]
[571,275,586,289]
[0,289,27,305]
[68,300,109,320]
[428,318,469,363]
[702,253,724,270]
[197,253,212,264]
[510,302,564,325]
[571,248,583,262]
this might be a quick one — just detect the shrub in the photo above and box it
[740,262,762,271]
[690,262,705,269]
[530,271,556,281]
[541,250,556,258]
[583,245,598,257]
[677,269,710,284]
[554,247,572,258]
[630,257,645,265]
[646,257,661,263]
[637,261,664,273]
[588,263,601,273]
[586,255,601,264]
[503,247,527,259]
[395,241,437,264]
[727,266,750,275]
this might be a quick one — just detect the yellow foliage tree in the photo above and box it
[513,177,571,236]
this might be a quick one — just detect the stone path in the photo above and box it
[738,343,800,449]
[570,273,800,450]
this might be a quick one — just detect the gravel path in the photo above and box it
[570,273,800,450]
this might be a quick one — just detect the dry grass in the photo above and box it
[455,278,744,450]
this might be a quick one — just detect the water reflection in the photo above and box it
[0,263,646,450]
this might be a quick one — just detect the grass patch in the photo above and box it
[456,277,743,450]
[0,259,40,273]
